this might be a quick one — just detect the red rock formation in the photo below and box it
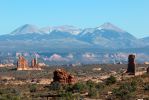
[68,75,76,84]
[17,56,29,70]
[31,58,38,68]
[147,67,149,74]
[53,69,77,84]
[126,54,136,75]
[17,56,41,70]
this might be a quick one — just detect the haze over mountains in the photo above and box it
[0,22,148,52]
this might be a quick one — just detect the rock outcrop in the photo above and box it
[17,55,41,70]
[126,54,136,75]
[17,56,29,70]
[53,69,77,84]
[147,67,149,74]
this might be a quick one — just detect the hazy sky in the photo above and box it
[0,0,149,38]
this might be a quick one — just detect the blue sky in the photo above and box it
[0,0,149,38]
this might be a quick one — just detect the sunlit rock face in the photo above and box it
[126,54,136,75]
[17,56,41,70]
[17,56,29,70]
[53,69,77,84]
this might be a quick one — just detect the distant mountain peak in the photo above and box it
[10,24,40,35]
[10,23,126,36]
[21,24,36,27]
[40,25,82,35]
[53,25,82,35]
[97,22,126,33]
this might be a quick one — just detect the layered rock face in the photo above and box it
[53,69,77,84]
[126,54,136,75]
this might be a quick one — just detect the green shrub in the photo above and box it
[0,88,20,95]
[59,91,81,100]
[60,91,73,100]
[144,83,149,91]
[72,82,87,93]
[113,81,137,99]
[49,82,63,91]
[0,89,4,95]
[95,83,105,91]
[106,76,117,85]
[29,84,37,92]
[88,88,99,98]
[86,80,96,89]
[9,88,20,95]
[0,94,20,100]
[65,84,73,92]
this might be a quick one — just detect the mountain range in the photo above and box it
[0,22,148,52]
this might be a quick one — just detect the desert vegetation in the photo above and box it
[0,65,149,100]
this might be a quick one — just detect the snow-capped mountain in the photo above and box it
[10,24,41,35]
[40,25,81,35]
[97,22,126,33]
[0,22,148,52]
[78,23,144,48]
[79,22,129,37]
[3,24,81,41]
[10,24,81,36]
[78,28,97,36]
[49,25,82,35]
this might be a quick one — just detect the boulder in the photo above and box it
[53,69,77,84]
